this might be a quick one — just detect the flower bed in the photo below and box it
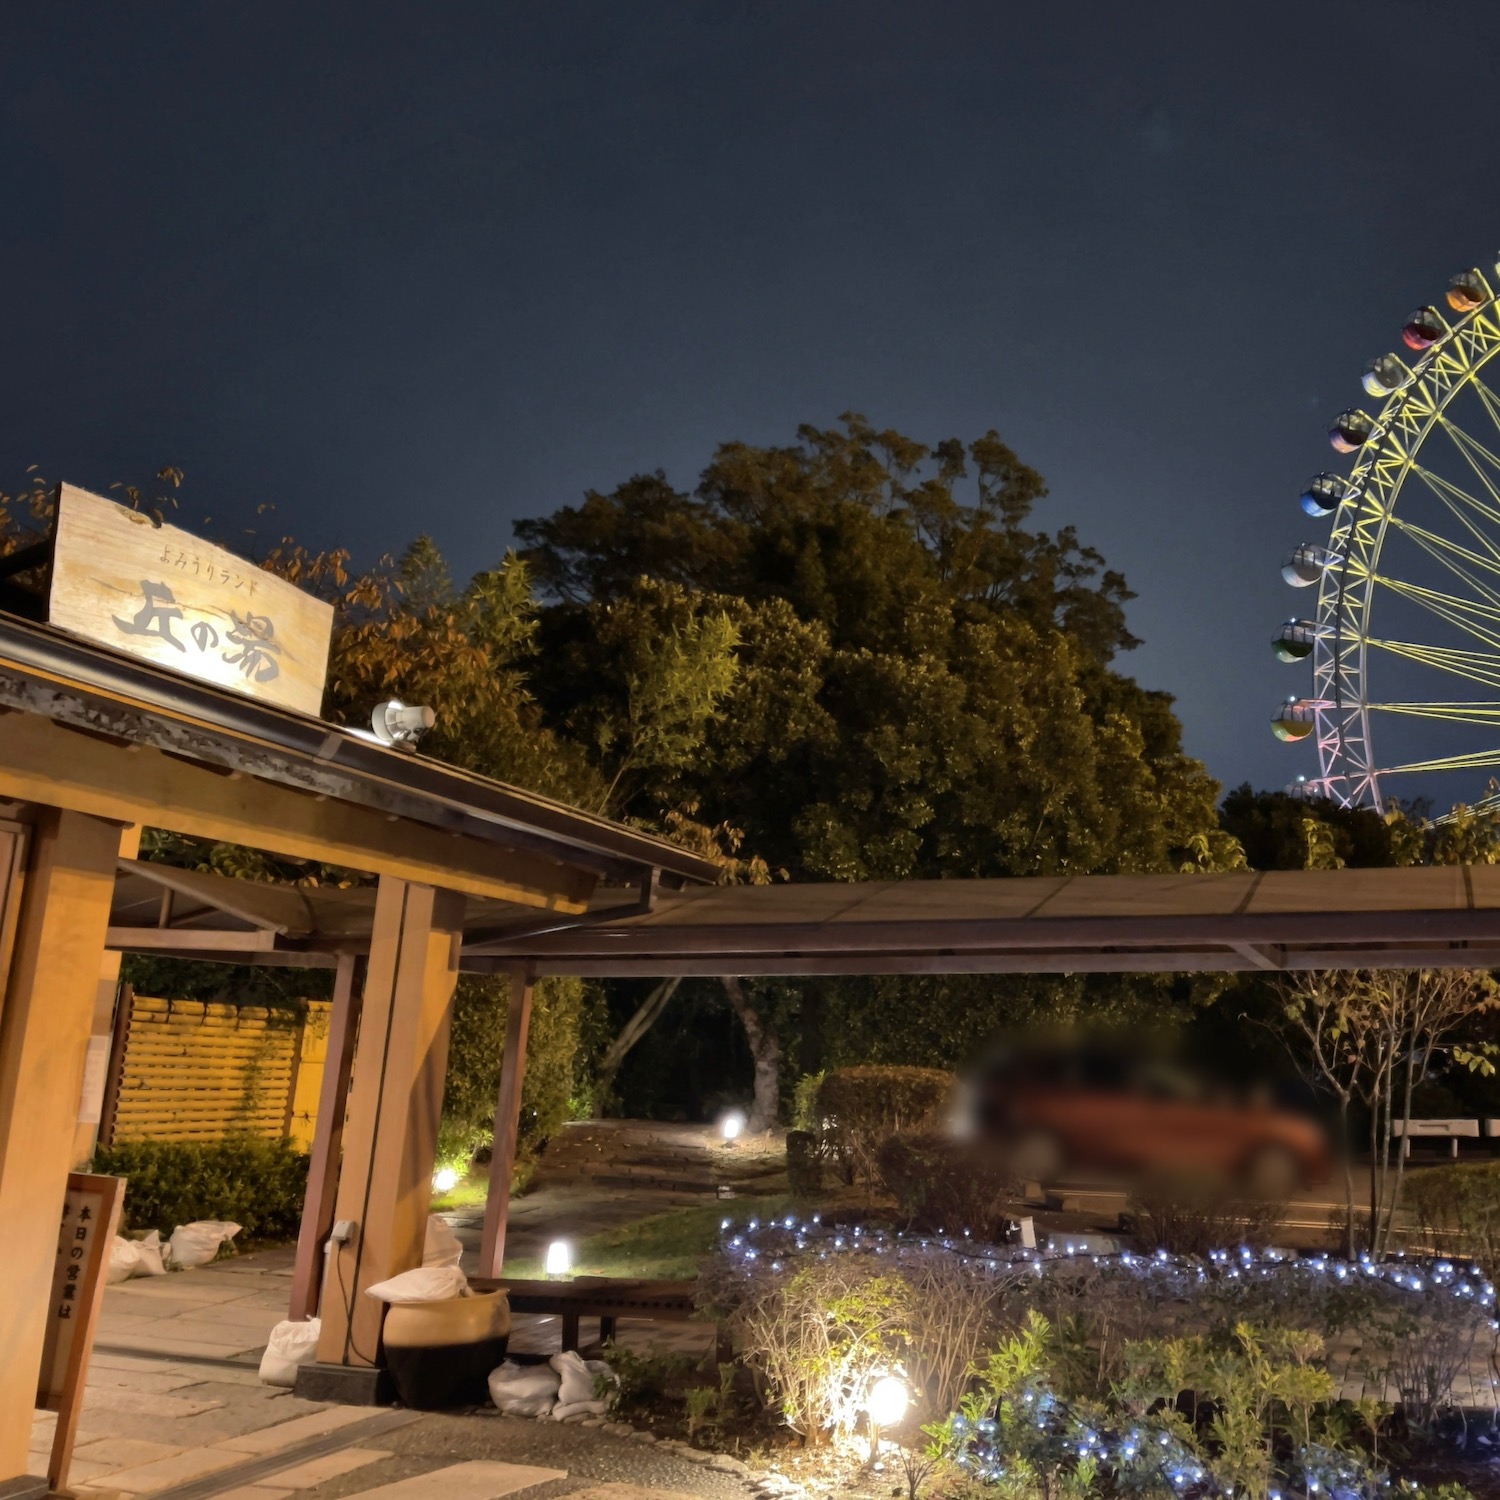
[695,1215,1499,1500]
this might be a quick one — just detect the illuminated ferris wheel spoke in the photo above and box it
[1410,467,1500,555]
[1373,573,1500,634]
[1369,638,1500,691]
[1370,701,1500,726]
[1381,516,1500,601]
[1369,748,1500,777]
[1273,260,1500,806]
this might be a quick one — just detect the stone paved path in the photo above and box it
[27,1125,773,1500]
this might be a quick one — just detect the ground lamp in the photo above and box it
[545,1239,572,1277]
[432,1166,459,1194]
[865,1371,910,1458]
[720,1109,747,1142]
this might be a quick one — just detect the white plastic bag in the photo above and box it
[549,1349,613,1419]
[364,1264,469,1303]
[423,1214,463,1268]
[107,1230,167,1283]
[168,1220,241,1269]
[487,1360,560,1417]
[258,1317,321,1387]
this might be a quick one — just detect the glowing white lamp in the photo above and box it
[432,1167,459,1194]
[545,1239,572,1277]
[867,1372,910,1428]
[720,1109,747,1142]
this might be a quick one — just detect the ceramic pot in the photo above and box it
[381,1289,510,1410]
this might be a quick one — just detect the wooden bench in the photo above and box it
[1391,1118,1480,1159]
[470,1276,721,1356]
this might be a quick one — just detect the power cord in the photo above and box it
[333,1239,381,1367]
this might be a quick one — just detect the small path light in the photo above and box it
[720,1109,747,1142]
[545,1239,572,1277]
[432,1166,459,1194]
[865,1370,910,1460]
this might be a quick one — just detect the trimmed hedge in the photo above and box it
[814,1065,957,1188]
[1404,1160,1500,1273]
[91,1138,308,1244]
[876,1130,1017,1238]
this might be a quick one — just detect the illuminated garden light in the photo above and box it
[545,1239,572,1276]
[720,1109,747,1141]
[432,1166,459,1193]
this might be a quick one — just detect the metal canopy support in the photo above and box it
[0,808,121,1482]
[479,966,534,1279]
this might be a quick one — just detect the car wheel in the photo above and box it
[1011,1130,1065,1186]
[1244,1143,1300,1200]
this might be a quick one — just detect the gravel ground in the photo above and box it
[304,1412,765,1500]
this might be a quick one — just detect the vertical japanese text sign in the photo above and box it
[47,483,334,716]
[37,1172,124,1494]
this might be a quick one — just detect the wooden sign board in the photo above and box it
[47,483,334,717]
[36,1172,124,1495]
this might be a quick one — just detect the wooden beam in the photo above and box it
[1229,941,1284,971]
[289,953,361,1322]
[106,926,280,951]
[479,967,533,1279]
[316,878,463,1369]
[0,713,594,911]
[0,808,121,1483]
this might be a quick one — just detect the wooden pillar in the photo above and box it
[0,808,122,1483]
[72,826,138,1166]
[288,952,362,1323]
[315,878,463,1370]
[479,967,534,1279]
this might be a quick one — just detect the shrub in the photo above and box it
[439,972,586,1178]
[814,1066,957,1189]
[90,1137,308,1243]
[1127,1173,1286,1258]
[876,1131,1018,1239]
[1403,1161,1500,1274]
[785,1129,822,1196]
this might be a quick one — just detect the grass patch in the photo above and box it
[503,1196,798,1281]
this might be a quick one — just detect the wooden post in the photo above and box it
[479,967,534,1279]
[314,879,463,1371]
[72,826,139,1166]
[288,953,362,1323]
[0,807,121,1485]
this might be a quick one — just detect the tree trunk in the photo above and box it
[593,977,681,1113]
[721,975,781,1132]
[1337,1094,1357,1262]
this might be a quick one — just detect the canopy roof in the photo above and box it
[106,860,1500,976]
[0,609,719,921]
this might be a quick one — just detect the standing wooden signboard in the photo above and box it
[35,1173,125,1497]
[45,483,334,717]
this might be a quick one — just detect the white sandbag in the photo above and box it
[487,1360,560,1417]
[423,1214,464,1268]
[107,1230,167,1283]
[364,1264,469,1304]
[168,1220,241,1269]
[548,1350,614,1417]
[258,1317,321,1387]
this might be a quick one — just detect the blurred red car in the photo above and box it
[971,1044,1330,1195]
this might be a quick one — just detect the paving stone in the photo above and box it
[89,1445,245,1492]
[72,1439,186,1471]
[207,1489,295,1500]
[348,1460,568,1500]
[82,1387,223,1419]
[216,1405,380,1455]
[261,1448,390,1487]
[85,1369,201,1395]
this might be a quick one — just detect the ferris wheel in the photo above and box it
[1273,256,1500,811]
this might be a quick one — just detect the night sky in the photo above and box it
[4,1,1499,801]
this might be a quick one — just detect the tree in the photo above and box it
[1276,968,1498,1258]
[519,416,1239,1113]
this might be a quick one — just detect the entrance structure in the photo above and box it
[0,606,717,1476]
